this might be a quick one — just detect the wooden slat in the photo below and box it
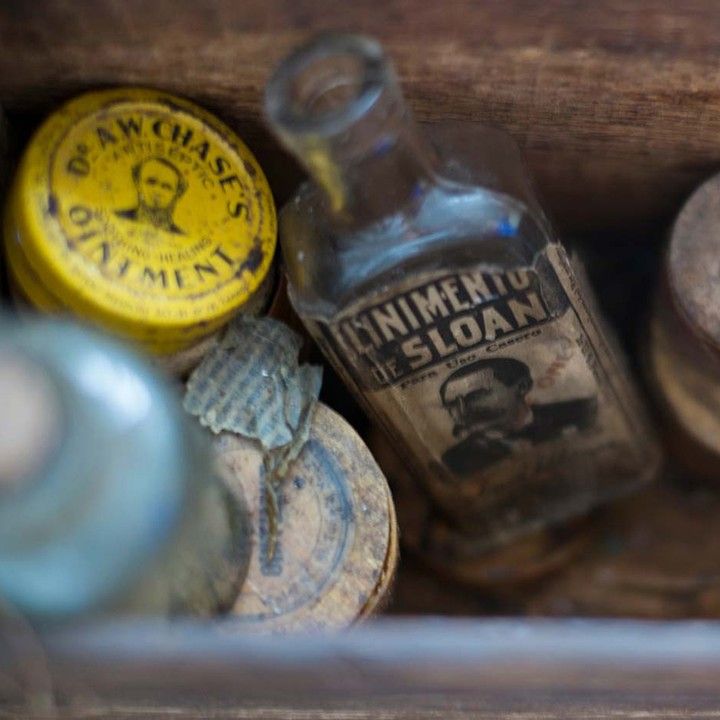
[1,1,720,236]
[3,618,720,718]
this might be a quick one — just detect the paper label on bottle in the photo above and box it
[305,243,659,532]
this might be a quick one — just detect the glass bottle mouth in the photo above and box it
[264,34,391,138]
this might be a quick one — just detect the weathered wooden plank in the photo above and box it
[2,619,720,718]
[1,1,720,236]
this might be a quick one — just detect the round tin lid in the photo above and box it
[5,88,276,353]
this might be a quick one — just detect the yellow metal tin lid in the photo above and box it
[5,88,277,352]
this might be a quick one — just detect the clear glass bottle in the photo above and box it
[0,317,249,621]
[265,34,661,549]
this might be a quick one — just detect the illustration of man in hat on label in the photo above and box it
[440,357,598,477]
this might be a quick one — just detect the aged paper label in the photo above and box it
[305,243,659,537]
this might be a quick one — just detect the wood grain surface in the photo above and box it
[4,618,720,718]
[2,1,720,237]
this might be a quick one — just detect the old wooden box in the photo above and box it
[3,2,720,717]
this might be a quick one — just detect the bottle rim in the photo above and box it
[264,33,390,138]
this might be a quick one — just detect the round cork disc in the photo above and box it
[368,426,591,588]
[214,403,397,633]
[668,172,720,348]
[648,283,720,476]
[357,478,399,619]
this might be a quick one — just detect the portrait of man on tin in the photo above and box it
[440,357,598,477]
[116,156,186,235]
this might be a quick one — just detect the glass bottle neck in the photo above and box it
[303,117,436,223]
[265,34,437,225]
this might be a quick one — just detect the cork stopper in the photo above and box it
[214,403,397,633]
[0,353,61,491]
[668,173,720,348]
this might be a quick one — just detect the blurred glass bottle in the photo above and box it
[0,318,249,622]
[265,34,660,548]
